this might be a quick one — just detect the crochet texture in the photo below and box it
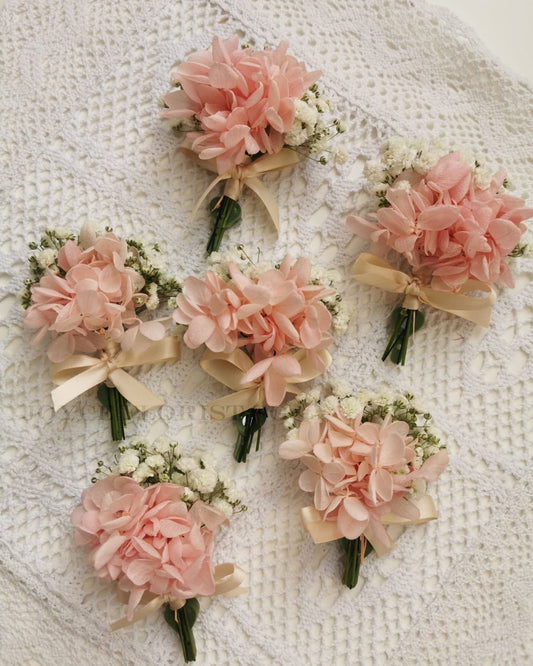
[0,0,532,664]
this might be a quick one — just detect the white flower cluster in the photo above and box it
[364,136,499,206]
[124,240,181,307]
[100,437,243,518]
[284,85,347,165]
[281,381,444,467]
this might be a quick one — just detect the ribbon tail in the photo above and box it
[351,253,409,295]
[213,563,247,597]
[191,173,230,220]
[51,363,108,411]
[421,288,495,327]
[300,506,343,544]
[108,368,164,412]
[110,596,166,631]
[206,386,264,421]
[244,176,280,231]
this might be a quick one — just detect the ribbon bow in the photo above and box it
[182,147,301,230]
[352,253,496,327]
[301,494,438,557]
[199,348,332,420]
[110,562,246,631]
[50,337,180,412]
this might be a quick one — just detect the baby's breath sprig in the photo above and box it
[282,383,445,470]
[22,226,182,312]
[125,239,182,310]
[21,228,75,308]
[94,437,245,518]
[285,84,347,165]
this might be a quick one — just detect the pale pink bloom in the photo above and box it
[161,35,320,173]
[229,256,334,358]
[71,476,227,619]
[347,151,532,290]
[24,229,148,363]
[173,272,241,352]
[176,256,335,368]
[279,410,448,548]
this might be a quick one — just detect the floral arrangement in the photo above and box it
[161,34,346,252]
[279,381,448,588]
[346,137,532,364]
[173,248,347,462]
[72,437,245,662]
[22,225,181,439]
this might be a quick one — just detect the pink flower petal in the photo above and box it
[278,438,313,459]
[183,316,216,348]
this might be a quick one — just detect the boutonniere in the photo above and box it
[279,382,448,589]
[346,137,532,364]
[72,437,246,663]
[161,34,346,252]
[22,224,181,439]
[174,249,348,462]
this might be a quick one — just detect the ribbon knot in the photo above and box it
[301,494,439,557]
[352,253,496,327]
[50,336,180,412]
[182,147,302,231]
[199,348,332,420]
[403,278,423,310]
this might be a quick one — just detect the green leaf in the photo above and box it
[180,598,200,627]
[390,342,403,365]
[164,599,200,662]
[96,384,110,410]
[208,196,242,229]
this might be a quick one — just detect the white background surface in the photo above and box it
[0,1,531,665]
[0,0,532,86]
[427,0,533,86]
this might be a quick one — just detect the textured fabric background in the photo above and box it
[0,0,532,664]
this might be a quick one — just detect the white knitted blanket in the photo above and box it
[1,0,532,664]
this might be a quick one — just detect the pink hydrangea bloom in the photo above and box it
[279,412,448,548]
[161,35,320,174]
[347,152,532,290]
[173,272,242,353]
[173,256,335,395]
[24,228,147,363]
[71,476,227,619]
[229,256,334,358]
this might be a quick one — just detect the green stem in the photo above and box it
[341,537,361,589]
[206,195,241,253]
[399,308,414,366]
[382,306,424,366]
[341,537,373,588]
[381,308,407,362]
[232,408,268,463]
[175,605,197,663]
[97,384,129,441]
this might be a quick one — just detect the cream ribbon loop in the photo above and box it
[110,562,246,631]
[352,253,496,327]
[200,348,332,420]
[50,336,180,412]
[181,147,301,230]
[301,494,438,558]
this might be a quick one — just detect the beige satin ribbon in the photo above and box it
[181,147,301,230]
[301,494,438,557]
[352,253,496,327]
[200,348,332,420]
[50,337,180,412]
[110,562,246,631]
